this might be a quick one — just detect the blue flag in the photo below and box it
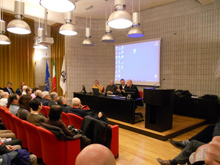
[45,59,50,91]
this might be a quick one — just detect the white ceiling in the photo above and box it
[1,0,214,25]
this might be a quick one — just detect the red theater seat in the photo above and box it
[22,120,42,158]
[12,115,28,148]
[67,113,83,129]
[40,106,50,117]
[37,126,80,165]
[5,112,17,136]
[61,112,69,127]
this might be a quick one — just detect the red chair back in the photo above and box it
[139,91,143,98]
[37,126,80,165]
[40,106,50,117]
[61,112,69,127]
[12,115,28,148]
[22,120,42,158]
[67,113,83,129]
[5,112,17,136]
[0,107,6,123]
[0,107,8,128]
[110,125,119,158]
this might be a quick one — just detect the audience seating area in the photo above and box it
[0,106,119,164]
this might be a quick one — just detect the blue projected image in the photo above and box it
[115,39,161,86]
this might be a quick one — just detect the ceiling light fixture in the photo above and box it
[107,0,132,29]
[34,28,48,49]
[101,22,116,43]
[40,0,76,13]
[7,0,31,35]
[82,8,94,46]
[128,0,144,38]
[59,11,77,36]
[0,3,11,45]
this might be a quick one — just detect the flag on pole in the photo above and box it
[60,56,67,95]
[52,58,57,92]
[45,59,50,91]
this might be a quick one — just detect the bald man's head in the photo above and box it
[75,144,116,165]
[126,79,133,87]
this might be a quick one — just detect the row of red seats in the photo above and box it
[0,106,119,165]
[40,106,119,158]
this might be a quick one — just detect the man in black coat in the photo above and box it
[3,82,14,95]
[124,79,140,99]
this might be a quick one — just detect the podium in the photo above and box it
[143,88,175,132]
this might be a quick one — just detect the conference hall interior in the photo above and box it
[0,0,220,164]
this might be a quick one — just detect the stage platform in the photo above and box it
[109,107,206,141]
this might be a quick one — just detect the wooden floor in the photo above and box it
[115,125,209,165]
[109,107,206,140]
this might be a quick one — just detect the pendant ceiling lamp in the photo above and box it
[59,11,77,36]
[34,28,48,49]
[127,12,144,38]
[7,0,31,35]
[128,0,144,38]
[0,3,11,45]
[82,12,94,46]
[101,22,115,43]
[107,0,132,29]
[40,0,76,13]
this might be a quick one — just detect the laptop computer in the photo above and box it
[92,88,100,96]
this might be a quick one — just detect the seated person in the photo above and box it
[21,85,28,95]
[16,82,25,96]
[26,87,32,95]
[92,80,104,94]
[41,91,50,106]
[28,98,47,126]
[117,78,126,93]
[8,93,19,115]
[169,124,216,150]
[105,80,118,95]
[57,96,73,113]
[48,92,58,107]
[124,79,140,99]
[0,92,9,108]
[157,122,220,165]
[0,144,37,165]
[30,87,38,99]
[0,90,4,98]
[75,144,116,165]
[3,82,14,95]
[35,90,42,100]
[17,94,32,121]
[71,98,108,123]
[43,105,91,146]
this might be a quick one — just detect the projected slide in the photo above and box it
[115,39,161,86]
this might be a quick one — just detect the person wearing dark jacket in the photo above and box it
[41,91,50,106]
[105,80,118,95]
[3,82,14,95]
[124,79,140,99]
[48,92,58,107]
[15,82,25,96]
[157,123,220,165]
[0,144,37,165]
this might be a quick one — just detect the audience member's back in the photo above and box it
[28,98,46,126]
[17,95,32,121]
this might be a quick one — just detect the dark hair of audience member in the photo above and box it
[29,98,41,111]
[48,105,63,122]
[57,96,64,105]
[26,87,31,94]
[7,93,18,108]
[19,94,32,111]
[32,87,39,93]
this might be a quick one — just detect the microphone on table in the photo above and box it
[153,78,165,87]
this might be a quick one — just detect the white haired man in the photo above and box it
[0,92,9,108]
[41,91,51,106]
[48,92,58,107]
